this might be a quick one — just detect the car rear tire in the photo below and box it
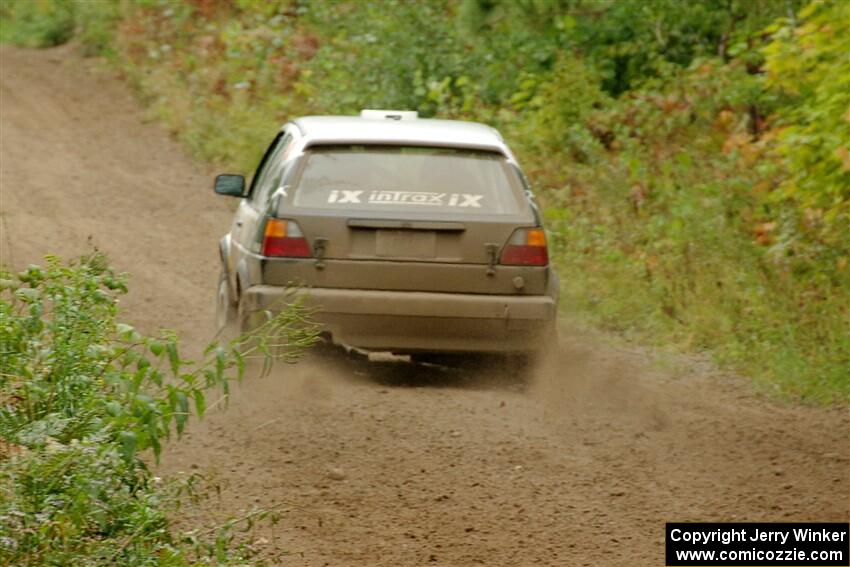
[216,270,238,338]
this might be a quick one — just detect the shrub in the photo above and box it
[762,0,850,255]
[0,255,319,564]
[0,0,74,47]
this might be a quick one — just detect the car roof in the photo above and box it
[289,116,511,155]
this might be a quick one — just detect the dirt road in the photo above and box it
[2,45,847,566]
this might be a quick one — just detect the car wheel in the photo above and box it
[216,270,238,338]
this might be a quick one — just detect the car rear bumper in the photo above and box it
[241,285,557,354]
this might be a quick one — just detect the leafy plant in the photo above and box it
[762,0,850,253]
[0,255,319,564]
[0,0,74,47]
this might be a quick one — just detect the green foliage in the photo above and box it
[762,0,850,251]
[0,0,74,47]
[0,255,319,564]
[0,0,123,54]
[458,0,800,96]
[568,0,800,94]
[538,53,849,402]
[71,0,123,56]
[506,55,609,162]
[301,0,472,116]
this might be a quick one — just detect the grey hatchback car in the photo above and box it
[214,110,558,359]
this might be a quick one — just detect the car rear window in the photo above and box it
[291,145,524,215]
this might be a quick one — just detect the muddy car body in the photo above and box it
[215,111,558,357]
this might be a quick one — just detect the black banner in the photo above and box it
[666,523,849,566]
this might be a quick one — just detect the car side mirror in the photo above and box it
[214,174,245,197]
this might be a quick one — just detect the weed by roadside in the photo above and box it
[0,254,319,564]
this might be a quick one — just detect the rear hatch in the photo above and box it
[265,145,548,295]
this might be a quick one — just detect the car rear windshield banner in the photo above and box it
[327,189,484,208]
[666,523,849,566]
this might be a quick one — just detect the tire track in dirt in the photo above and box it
[2,45,847,566]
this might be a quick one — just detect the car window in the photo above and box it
[249,133,282,198]
[252,133,294,207]
[291,145,524,215]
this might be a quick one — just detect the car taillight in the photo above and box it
[262,219,311,258]
[500,228,548,266]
